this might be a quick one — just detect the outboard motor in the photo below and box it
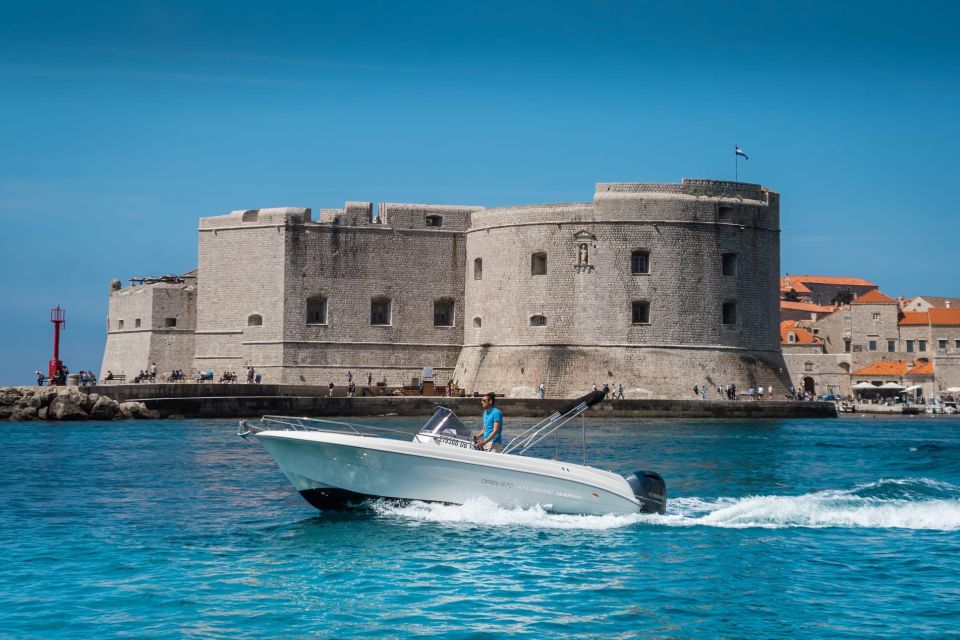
[626,471,667,514]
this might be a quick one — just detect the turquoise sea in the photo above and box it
[2,416,959,639]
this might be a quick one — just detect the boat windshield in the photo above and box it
[418,407,473,440]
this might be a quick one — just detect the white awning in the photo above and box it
[947,387,960,393]
[851,382,877,389]
[903,384,923,392]
[880,382,905,390]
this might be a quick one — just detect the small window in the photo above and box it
[164,317,177,328]
[721,253,738,276]
[246,315,261,327]
[722,301,737,325]
[474,258,482,280]
[919,340,927,352]
[371,297,392,326]
[631,250,650,275]
[872,312,880,321]
[868,340,877,351]
[473,317,481,328]
[307,296,327,325]
[718,205,734,221]
[134,318,141,328]
[118,319,124,329]
[804,361,813,372]
[888,340,896,352]
[956,339,960,349]
[938,339,947,350]
[787,332,796,343]
[434,299,455,327]
[906,340,914,353]
[425,215,443,227]
[531,252,547,276]
[852,344,863,352]
[530,315,547,327]
[812,328,820,335]
[241,210,259,223]
[631,301,650,324]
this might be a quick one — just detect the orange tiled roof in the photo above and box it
[783,275,877,287]
[780,321,821,345]
[780,278,812,294]
[851,289,896,304]
[899,312,929,326]
[780,301,836,313]
[929,308,960,326]
[853,359,934,376]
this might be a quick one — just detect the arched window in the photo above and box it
[247,314,262,327]
[371,297,391,326]
[434,298,455,327]
[473,317,482,328]
[306,296,327,325]
[631,250,650,275]
[530,315,547,326]
[241,210,259,223]
[721,252,738,276]
[474,258,482,280]
[531,252,547,276]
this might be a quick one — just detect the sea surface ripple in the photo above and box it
[2,415,959,638]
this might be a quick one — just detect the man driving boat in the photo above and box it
[475,392,503,452]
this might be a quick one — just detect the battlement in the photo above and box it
[199,207,312,229]
[596,179,771,203]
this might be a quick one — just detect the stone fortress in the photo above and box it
[100,178,791,398]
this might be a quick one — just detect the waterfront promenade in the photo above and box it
[78,383,836,419]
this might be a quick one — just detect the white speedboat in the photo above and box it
[239,392,666,516]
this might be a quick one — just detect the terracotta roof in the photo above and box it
[909,296,960,308]
[853,359,934,376]
[780,321,822,345]
[929,308,960,326]
[780,278,812,294]
[851,289,896,304]
[780,301,836,313]
[782,275,877,287]
[899,312,929,326]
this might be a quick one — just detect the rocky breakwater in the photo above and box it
[0,387,160,421]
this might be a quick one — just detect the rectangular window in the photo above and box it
[956,340,960,349]
[721,253,738,276]
[118,319,124,329]
[164,318,177,328]
[722,301,737,325]
[906,340,914,353]
[135,318,141,328]
[631,301,650,324]
[853,345,863,352]
[887,340,896,352]
[868,340,877,351]
[718,205,734,221]
[919,340,926,352]
[531,253,547,276]
[939,339,948,350]
[872,312,880,321]
[631,251,649,275]
[371,299,391,326]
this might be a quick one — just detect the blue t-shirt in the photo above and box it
[482,407,503,443]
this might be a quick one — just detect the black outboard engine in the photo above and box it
[626,471,667,514]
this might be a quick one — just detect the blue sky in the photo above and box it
[1,0,958,385]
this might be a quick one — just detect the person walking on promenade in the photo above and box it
[538,382,545,399]
[768,385,773,400]
[617,384,624,400]
[475,393,503,452]
[328,382,334,397]
[758,385,765,400]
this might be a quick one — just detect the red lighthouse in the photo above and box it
[48,305,66,380]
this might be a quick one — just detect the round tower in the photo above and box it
[453,179,789,398]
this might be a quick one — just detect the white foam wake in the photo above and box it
[369,478,960,531]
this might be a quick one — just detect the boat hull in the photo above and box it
[256,431,643,516]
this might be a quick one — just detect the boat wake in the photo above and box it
[370,478,960,531]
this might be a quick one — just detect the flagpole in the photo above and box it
[735,145,738,182]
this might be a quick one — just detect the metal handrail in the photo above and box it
[502,401,589,456]
[238,415,414,440]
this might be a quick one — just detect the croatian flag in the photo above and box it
[735,145,749,160]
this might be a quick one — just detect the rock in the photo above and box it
[79,393,98,413]
[11,406,38,421]
[90,396,120,420]
[48,395,89,421]
[137,402,160,420]
[37,406,49,420]
[0,406,14,419]
[118,402,139,419]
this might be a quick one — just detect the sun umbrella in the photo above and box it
[851,382,876,389]
[903,384,923,392]
[947,387,960,393]
[880,382,905,390]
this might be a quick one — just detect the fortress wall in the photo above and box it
[276,222,467,385]
[379,203,481,231]
[193,209,294,375]
[455,181,786,397]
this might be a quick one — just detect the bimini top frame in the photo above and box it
[502,390,607,457]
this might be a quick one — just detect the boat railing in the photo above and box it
[503,390,605,458]
[238,415,414,440]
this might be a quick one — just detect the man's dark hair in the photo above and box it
[483,392,496,404]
